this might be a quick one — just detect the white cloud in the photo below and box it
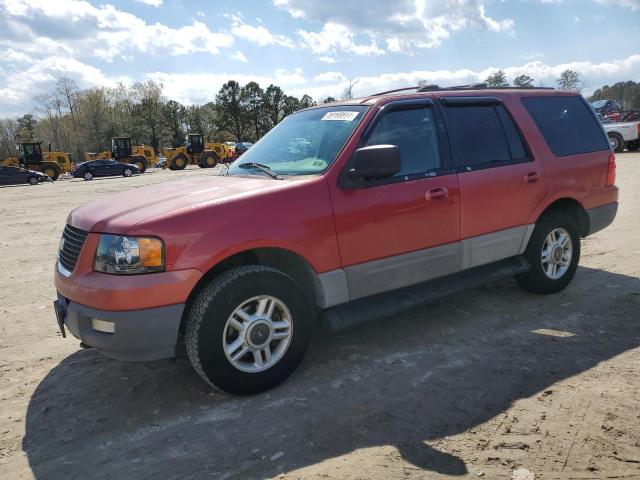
[288,54,640,100]
[314,71,346,82]
[230,50,248,62]
[0,54,128,112]
[229,14,294,48]
[595,0,640,9]
[145,72,277,105]
[275,68,306,85]
[135,0,162,6]
[275,0,514,54]
[0,0,235,62]
[297,22,384,56]
[318,56,338,63]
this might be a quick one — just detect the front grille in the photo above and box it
[59,225,89,273]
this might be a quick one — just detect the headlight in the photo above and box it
[94,234,164,274]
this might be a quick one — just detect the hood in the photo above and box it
[68,175,294,233]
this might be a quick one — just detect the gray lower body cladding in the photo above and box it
[586,202,618,236]
[55,294,184,361]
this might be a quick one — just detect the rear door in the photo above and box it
[440,97,547,268]
[330,99,462,300]
[105,160,119,175]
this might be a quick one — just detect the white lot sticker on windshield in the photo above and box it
[321,111,360,121]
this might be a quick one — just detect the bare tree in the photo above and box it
[0,118,19,159]
[341,79,360,100]
[133,80,166,151]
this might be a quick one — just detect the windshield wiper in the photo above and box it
[238,162,283,180]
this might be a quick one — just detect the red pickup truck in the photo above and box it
[54,86,618,394]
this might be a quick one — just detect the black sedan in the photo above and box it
[72,160,140,181]
[0,165,51,186]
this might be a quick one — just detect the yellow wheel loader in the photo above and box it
[0,142,72,181]
[163,134,236,170]
[84,137,159,173]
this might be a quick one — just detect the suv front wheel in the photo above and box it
[185,265,311,395]
[516,211,581,294]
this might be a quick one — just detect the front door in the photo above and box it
[330,100,461,300]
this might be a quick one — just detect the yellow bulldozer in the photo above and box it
[0,142,72,180]
[84,137,158,173]
[163,134,236,170]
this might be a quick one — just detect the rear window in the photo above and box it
[521,96,609,157]
[444,104,528,168]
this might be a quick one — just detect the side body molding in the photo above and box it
[315,224,535,308]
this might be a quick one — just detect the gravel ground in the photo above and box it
[1,154,639,480]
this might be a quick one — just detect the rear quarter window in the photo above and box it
[521,96,609,157]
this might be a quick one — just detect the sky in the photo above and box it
[0,0,639,117]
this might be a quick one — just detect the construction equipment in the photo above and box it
[163,134,236,170]
[0,142,72,180]
[84,137,158,173]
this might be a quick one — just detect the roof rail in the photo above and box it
[370,83,555,96]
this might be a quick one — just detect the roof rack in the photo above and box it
[370,84,555,96]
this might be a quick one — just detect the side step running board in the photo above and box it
[322,256,530,331]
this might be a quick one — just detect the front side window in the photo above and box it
[445,104,527,169]
[364,106,441,177]
[522,96,609,157]
[229,105,368,176]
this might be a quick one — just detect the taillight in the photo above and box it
[637,123,640,136]
[606,153,616,186]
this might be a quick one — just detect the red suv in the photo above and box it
[54,86,618,394]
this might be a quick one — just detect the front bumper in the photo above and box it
[54,294,184,361]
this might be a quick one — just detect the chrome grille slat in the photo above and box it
[59,225,88,272]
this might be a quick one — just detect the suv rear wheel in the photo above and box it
[516,211,580,294]
[185,265,311,395]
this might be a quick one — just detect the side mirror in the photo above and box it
[342,144,401,188]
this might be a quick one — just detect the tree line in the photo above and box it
[0,78,321,161]
[2,72,639,162]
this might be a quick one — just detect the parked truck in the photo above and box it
[603,121,640,152]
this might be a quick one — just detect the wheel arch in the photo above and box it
[179,247,323,334]
[535,197,590,237]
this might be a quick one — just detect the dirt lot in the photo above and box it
[1,155,639,480]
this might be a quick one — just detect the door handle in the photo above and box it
[425,187,449,201]
[524,172,540,183]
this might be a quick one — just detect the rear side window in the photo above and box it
[444,104,528,169]
[364,106,441,177]
[522,96,609,156]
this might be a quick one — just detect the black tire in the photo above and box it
[83,171,93,181]
[200,152,218,168]
[516,211,581,295]
[627,141,639,152]
[28,176,38,185]
[123,168,133,177]
[185,265,311,395]
[170,154,188,170]
[41,163,61,181]
[608,132,625,153]
[131,156,147,173]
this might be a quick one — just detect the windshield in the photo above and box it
[229,105,368,176]
[590,100,607,108]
